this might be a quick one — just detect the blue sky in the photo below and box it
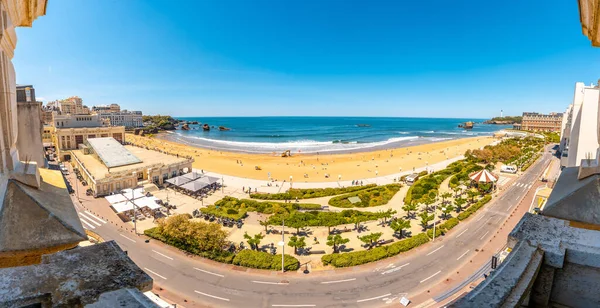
[13,0,600,117]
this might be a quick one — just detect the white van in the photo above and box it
[500,165,517,174]
[405,173,419,185]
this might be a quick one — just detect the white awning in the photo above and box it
[111,201,135,213]
[121,188,145,200]
[134,196,162,210]
[105,194,128,204]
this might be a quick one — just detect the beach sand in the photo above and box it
[125,133,495,183]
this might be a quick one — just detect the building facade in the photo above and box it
[92,103,120,113]
[98,110,143,127]
[51,114,125,161]
[16,85,35,103]
[520,112,563,132]
[559,82,600,168]
[57,96,86,115]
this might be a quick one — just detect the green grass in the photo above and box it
[250,184,377,200]
[328,184,402,208]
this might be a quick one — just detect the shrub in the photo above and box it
[458,195,492,220]
[418,170,429,177]
[425,218,459,239]
[297,203,323,210]
[232,250,299,271]
[200,206,247,220]
[250,184,377,200]
[321,233,430,267]
[328,184,401,208]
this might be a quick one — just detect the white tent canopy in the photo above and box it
[165,176,192,186]
[121,188,145,200]
[105,194,128,204]
[111,201,135,213]
[181,171,204,181]
[133,196,161,210]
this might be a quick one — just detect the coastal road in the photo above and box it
[73,147,554,308]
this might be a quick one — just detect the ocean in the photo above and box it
[164,117,510,154]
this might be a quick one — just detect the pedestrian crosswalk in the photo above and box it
[512,182,533,189]
[78,211,107,230]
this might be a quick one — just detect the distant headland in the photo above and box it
[483,116,522,125]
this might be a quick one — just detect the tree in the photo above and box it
[244,232,264,251]
[402,202,418,219]
[319,212,342,234]
[288,236,306,255]
[452,186,462,199]
[467,190,479,204]
[358,232,383,249]
[379,209,397,224]
[454,197,466,212]
[327,234,350,253]
[259,220,269,233]
[390,218,411,239]
[419,212,434,231]
[440,192,452,205]
[441,204,455,220]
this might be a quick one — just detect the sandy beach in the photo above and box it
[125,133,496,183]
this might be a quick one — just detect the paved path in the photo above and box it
[68,146,556,308]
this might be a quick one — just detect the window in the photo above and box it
[162,173,168,181]
[172,171,177,177]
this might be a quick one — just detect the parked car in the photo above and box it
[405,173,420,185]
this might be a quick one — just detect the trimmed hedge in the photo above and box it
[457,195,492,221]
[404,160,477,204]
[232,250,299,271]
[250,184,377,200]
[145,227,300,271]
[328,184,402,208]
[200,206,247,220]
[321,233,430,267]
[267,209,387,228]
[426,217,459,239]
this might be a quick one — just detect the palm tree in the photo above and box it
[358,232,383,249]
[326,234,349,253]
[243,232,264,251]
[440,192,452,205]
[454,197,466,212]
[467,190,479,204]
[441,204,455,220]
[452,186,462,199]
[288,235,306,255]
[419,212,434,231]
[390,218,411,239]
[402,202,418,219]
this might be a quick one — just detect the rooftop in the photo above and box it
[72,144,190,180]
[87,137,142,168]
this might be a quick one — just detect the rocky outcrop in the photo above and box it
[181,124,190,130]
[203,124,210,131]
[219,126,230,131]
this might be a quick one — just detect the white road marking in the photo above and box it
[194,267,224,278]
[320,278,356,284]
[456,228,469,238]
[426,245,445,256]
[480,231,490,240]
[79,214,101,226]
[81,211,106,224]
[119,234,136,243]
[528,184,533,189]
[484,217,493,224]
[381,263,410,275]
[79,217,96,229]
[152,250,173,260]
[494,216,502,224]
[457,250,469,260]
[272,305,316,307]
[420,270,442,283]
[251,280,289,285]
[356,293,392,303]
[476,214,485,222]
[194,290,230,301]
[144,267,167,280]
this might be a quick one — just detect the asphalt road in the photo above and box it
[74,147,554,308]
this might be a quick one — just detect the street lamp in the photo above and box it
[277,219,286,273]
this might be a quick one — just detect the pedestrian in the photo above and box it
[242,186,245,192]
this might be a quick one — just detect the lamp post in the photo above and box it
[278,219,286,273]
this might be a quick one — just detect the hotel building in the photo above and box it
[518,112,563,132]
[71,137,193,196]
[98,110,143,128]
[51,113,125,161]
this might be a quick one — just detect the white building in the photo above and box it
[559,81,600,169]
[98,110,143,128]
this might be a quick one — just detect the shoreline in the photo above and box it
[126,133,497,182]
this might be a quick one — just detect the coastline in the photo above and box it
[126,132,496,183]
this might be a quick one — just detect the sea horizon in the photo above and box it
[159,117,511,154]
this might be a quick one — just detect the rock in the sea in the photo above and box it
[181,124,190,130]
[203,124,210,131]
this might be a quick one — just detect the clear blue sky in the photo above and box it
[13,0,600,118]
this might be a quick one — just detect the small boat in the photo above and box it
[202,124,210,131]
